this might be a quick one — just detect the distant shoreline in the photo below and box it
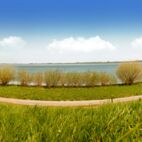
[0,60,141,65]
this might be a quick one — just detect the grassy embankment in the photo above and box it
[0,83,142,100]
[0,102,141,141]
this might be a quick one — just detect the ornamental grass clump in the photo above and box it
[0,65,15,85]
[59,72,66,87]
[99,72,116,86]
[33,72,43,86]
[44,71,61,87]
[82,71,99,87]
[18,70,32,86]
[64,72,83,87]
[116,62,142,85]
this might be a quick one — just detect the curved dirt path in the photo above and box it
[0,95,142,107]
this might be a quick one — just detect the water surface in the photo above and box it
[15,63,120,74]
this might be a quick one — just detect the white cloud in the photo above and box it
[48,36,116,53]
[0,36,119,63]
[2,35,142,63]
[0,36,26,48]
[131,37,142,48]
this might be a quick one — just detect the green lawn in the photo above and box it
[0,84,142,100]
[0,102,141,141]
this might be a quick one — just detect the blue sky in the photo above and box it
[0,0,142,63]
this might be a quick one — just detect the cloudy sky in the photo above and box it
[0,0,142,63]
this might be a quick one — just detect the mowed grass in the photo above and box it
[0,84,142,100]
[0,102,142,141]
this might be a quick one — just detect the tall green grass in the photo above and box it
[0,102,141,141]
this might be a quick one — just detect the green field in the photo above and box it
[0,102,141,141]
[0,84,142,100]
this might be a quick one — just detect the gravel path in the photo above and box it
[0,95,142,107]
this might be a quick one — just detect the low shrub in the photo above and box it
[64,72,84,87]
[18,70,32,86]
[116,62,142,85]
[44,71,61,87]
[0,65,15,85]
[59,72,66,87]
[33,72,43,86]
[99,72,116,86]
[82,71,99,87]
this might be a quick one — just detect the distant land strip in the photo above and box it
[0,60,142,65]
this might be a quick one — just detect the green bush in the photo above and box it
[116,62,142,85]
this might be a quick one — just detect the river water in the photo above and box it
[14,63,120,74]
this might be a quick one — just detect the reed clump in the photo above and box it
[116,62,142,85]
[81,71,99,87]
[0,65,15,85]
[44,71,61,87]
[18,70,32,86]
[99,72,116,86]
[64,72,83,87]
[33,72,43,86]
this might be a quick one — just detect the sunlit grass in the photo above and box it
[0,83,142,100]
[0,102,141,141]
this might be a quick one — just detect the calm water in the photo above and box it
[14,63,120,74]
